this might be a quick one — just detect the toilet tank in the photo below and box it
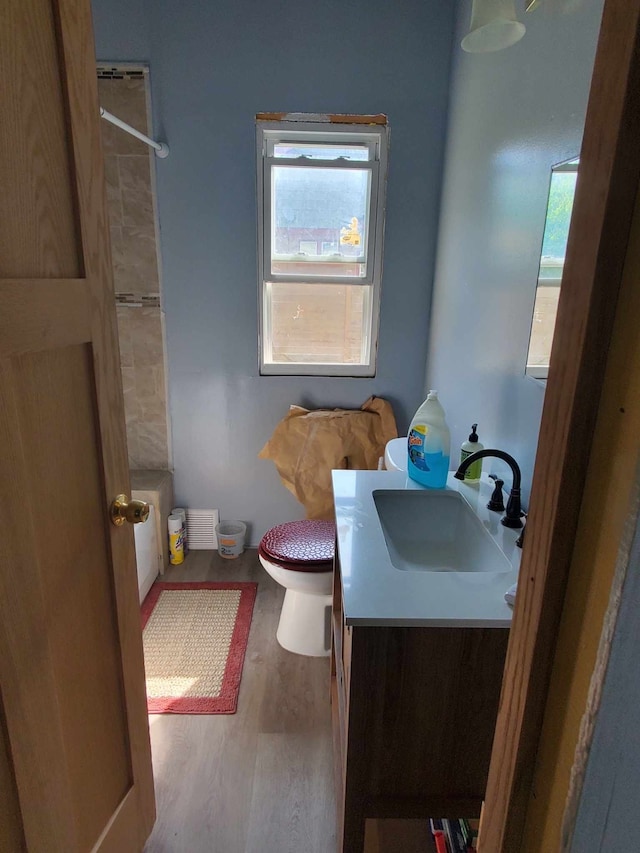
[384,437,407,472]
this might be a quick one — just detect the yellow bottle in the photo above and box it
[168,514,185,565]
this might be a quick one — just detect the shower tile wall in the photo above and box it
[98,71,170,470]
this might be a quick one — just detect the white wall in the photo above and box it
[427,1,604,501]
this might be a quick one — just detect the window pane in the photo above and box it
[527,166,577,374]
[541,170,578,261]
[273,142,369,161]
[526,284,561,370]
[266,282,369,365]
[271,165,371,277]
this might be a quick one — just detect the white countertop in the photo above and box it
[332,470,521,628]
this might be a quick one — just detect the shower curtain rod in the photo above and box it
[99,107,169,158]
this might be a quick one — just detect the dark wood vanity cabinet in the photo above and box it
[330,550,509,853]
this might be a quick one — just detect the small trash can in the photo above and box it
[215,521,246,559]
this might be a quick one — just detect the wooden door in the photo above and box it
[0,1,155,851]
[479,0,640,849]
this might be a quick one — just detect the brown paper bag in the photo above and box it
[259,396,398,519]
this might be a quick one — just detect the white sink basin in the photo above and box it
[373,489,512,573]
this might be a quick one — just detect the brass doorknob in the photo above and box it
[110,494,150,526]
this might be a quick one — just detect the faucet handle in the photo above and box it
[487,475,505,512]
[516,513,527,548]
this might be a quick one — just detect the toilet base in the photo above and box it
[276,588,332,657]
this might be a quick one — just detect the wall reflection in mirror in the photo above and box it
[526,158,579,380]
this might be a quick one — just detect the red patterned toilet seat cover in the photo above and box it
[259,519,335,565]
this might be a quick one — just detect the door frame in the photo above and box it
[479,0,640,849]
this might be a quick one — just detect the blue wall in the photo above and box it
[92,0,149,60]
[93,0,456,543]
[426,1,603,503]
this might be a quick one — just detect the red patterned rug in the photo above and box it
[141,582,257,714]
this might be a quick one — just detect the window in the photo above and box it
[256,117,388,376]
[526,160,579,380]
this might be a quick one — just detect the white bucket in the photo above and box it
[215,521,246,559]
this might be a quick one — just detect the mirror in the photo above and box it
[526,158,579,380]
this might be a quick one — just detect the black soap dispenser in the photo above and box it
[459,424,484,483]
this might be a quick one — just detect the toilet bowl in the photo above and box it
[384,436,408,472]
[258,519,334,657]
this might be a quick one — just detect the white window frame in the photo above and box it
[526,159,579,381]
[256,119,388,377]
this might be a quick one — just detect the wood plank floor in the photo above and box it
[143,549,334,853]
[143,549,434,853]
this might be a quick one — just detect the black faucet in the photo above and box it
[454,449,523,529]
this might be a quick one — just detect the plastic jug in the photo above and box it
[407,390,451,488]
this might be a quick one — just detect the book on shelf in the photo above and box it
[458,819,468,846]
[466,817,480,848]
[430,817,479,852]
[442,818,468,853]
[429,819,449,853]
[458,818,475,848]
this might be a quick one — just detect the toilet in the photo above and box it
[258,519,334,657]
[384,436,408,472]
